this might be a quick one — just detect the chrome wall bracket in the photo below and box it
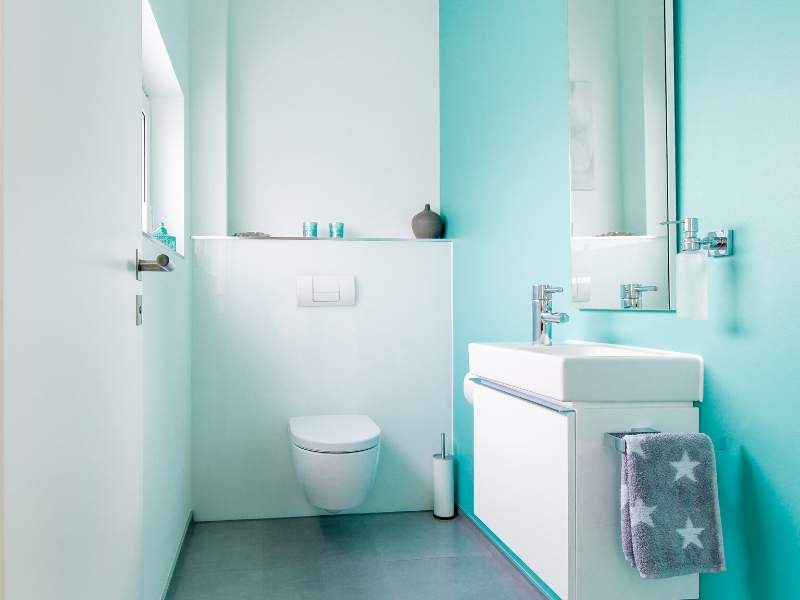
[661,218,733,257]
[705,229,733,258]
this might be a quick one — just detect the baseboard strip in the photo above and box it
[459,507,561,600]
[160,510,194,600]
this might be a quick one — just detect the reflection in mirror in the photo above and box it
[568,0,676,310]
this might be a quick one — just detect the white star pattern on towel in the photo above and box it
[677,517,705,549]
[630,497,657,527]
[626,436,647,457]
[621,478,629,509]
[671,451,701,482]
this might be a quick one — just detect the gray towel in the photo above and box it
[620,432,726,579]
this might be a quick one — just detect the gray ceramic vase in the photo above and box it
[412,204,445,239]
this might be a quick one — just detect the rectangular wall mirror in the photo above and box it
[568,0,676,311]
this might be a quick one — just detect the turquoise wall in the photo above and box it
[441,2,800,599]
[441,0,572,511]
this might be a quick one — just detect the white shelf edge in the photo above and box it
[191,235,451,243]
[142,232,186,259]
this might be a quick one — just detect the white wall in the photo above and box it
[143,0,186,254]
[224,0,440,238]
[0,0,5,591]
[142,241,191,600]
[192,239,452,520]
[149,95,185,254]
[189,0,228,237]
[143,1,193,599]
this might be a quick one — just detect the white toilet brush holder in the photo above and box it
[433,432,455,519]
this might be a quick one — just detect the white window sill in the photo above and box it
[142,231,185,259]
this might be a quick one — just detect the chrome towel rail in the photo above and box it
[605,428,659,453]
[470,377,575,414]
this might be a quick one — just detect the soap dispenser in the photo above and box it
[662,217,733,320]
[151,221,177,251]
[676,251,708,320]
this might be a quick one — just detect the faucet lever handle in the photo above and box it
[532,283,563,300]
[621,283,658,296]
[620,283,658,310]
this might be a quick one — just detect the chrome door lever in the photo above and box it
[136,249,174,280]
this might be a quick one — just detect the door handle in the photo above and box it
[136,249,174,280]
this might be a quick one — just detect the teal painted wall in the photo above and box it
[441,2,800,599]
[441,0,572,513]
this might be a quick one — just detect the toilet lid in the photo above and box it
[289,415,381,453]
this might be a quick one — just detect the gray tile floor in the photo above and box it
[167,511,548,600]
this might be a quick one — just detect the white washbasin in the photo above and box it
[468,341,703,403]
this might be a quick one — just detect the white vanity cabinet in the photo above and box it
[474,384,575,598]
[473,382,700,600]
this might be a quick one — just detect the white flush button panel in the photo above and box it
[297,275,356,307]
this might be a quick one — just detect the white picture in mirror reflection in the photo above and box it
[570,81,595,191]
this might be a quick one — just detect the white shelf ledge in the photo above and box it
[142,232,186,259]
[191,235,451,242]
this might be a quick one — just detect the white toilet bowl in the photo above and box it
[289,415,381,512]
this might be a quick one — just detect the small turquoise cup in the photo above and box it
[329,222,344,239]
[302,221,318,238]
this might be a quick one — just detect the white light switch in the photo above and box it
[297,275,356,307]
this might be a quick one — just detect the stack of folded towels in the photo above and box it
[620,432,726,578]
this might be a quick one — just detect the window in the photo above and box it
[141,91,151,234]
[142,0,185,254]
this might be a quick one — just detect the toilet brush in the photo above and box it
[432,432,455,519]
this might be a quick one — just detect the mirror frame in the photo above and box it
[567,0,678,311]
[665,0,677,310]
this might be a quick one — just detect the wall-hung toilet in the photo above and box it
[289,415,381,512]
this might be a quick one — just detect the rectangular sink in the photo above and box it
[468,341,703,403]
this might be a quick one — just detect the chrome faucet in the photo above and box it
[532,284,569,346]
[620,283,658,310]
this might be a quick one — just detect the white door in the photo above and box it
[3,1,144,599]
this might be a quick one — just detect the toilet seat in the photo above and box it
[289,415,381,453]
